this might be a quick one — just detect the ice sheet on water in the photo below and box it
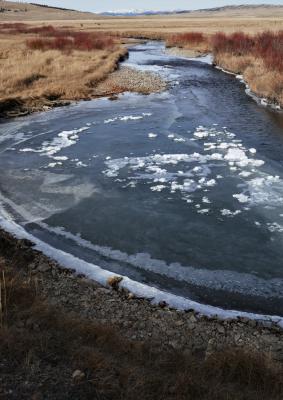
[0,216,282,327]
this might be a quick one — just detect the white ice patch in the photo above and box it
[267,222,283,233]
[53,156,68,161]
[233,194,250,203]
[197,208,210,214]
[76,161,88,168]
[150,185,166,192]
[202,197,211,204]
[46,162,62,168]
[20,126,89,161]
[103,124,283,223]
[239,171,252,178]
[194,129,209,139]
[104,113,152,124]
[221,209,241,217]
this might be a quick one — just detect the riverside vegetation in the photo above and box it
[1,23,282,118]
[0,23,165,118]
[165,30,283,108]
[0,23,125,117]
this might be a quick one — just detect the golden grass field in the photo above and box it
[0,24,129,117]
[0,34,126,100]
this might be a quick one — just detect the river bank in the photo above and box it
[164,31,283,109]
[0,26,166,120]
[0,65,166,119]
[0,227,283,398]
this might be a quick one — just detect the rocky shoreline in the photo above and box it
[0,228,282,363]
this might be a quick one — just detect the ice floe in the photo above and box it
[104,113,152,124]
[102,124,283,225]
[20,126,89,161]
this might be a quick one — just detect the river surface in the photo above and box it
[1,42,283,316]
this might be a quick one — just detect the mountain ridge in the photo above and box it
[98,4,283,16]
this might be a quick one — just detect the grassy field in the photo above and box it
[1,2,283,33]
[0,0,99,20]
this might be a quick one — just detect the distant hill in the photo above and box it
[0,1,99,20]
[100,4,283,17]
[192,4,283,16]
[0,2,282,20]
[99,9,188,16]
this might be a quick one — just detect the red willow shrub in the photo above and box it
[0,23,57,35]
[0,22,28,34]
[255,31,283,73]
[211,32,255,55]
[1,23,114,51]
[167,32,205,47]
[27,37,73,51]
[26,32,114,52]
[211,31,283,73]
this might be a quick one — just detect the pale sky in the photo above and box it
[25,1,283,13]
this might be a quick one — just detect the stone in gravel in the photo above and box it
[217,325,225,334]
[72,370,85,382]
[107,275,123,290]
[96,287,111,296]
[158,301,168,308]
[235,334,241,342]
[189,314,198,323]
[37,263,51,273]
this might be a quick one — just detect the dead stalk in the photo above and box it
[0,275,2,328]
[0,270,7,328]
[3,270,7,321]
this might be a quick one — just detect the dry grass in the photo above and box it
[215,54,283,106]
[166,32,209,54]
[73,13,283,37]
[0,25,127,116]
[163,30,283,107]
[0,0,98,21]
[210,31,283,106]
[1,260,283,399]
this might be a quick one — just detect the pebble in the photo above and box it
[72,370,85,381]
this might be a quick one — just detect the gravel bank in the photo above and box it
[0,228,282,363]
[166,47,207,58]
[93,66,167,97]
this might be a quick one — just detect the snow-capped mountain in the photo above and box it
[99,9,189,16]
